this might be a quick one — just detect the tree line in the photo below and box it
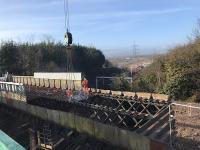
[0,41,106,81]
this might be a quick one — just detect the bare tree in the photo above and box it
[189,19,200,41]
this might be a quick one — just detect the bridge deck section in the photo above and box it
[0,95,169,150]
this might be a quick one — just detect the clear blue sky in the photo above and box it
[0,0,200,57]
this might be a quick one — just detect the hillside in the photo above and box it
[109,55,154,72]
[132,38,200,102]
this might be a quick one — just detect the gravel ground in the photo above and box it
[172,103,200,150]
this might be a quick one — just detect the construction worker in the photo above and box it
[82,77,89,93]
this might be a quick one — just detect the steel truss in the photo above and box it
[25,86,168,130]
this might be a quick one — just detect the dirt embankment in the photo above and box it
[172,103,200,150]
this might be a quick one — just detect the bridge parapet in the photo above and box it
[91,89,169,101]
[12,76,82,90]
[12,76,169,101]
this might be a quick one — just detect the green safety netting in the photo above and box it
[0,130,26,150]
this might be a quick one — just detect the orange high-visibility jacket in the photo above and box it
[66,89,73,97]
[82,79,88,88]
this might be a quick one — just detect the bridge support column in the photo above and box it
[29,119,39,150]
[29,128,38,150]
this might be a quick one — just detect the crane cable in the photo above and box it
[64,0,70,32]
[64,0,72,71]
[64,0,75,91]
[64,0,73,72]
